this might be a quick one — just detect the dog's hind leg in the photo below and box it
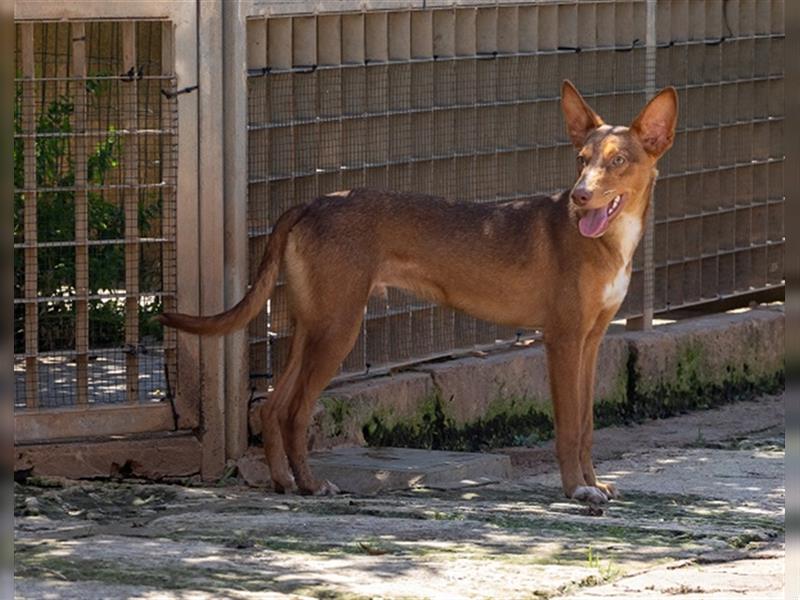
[261,329,306,493]
[283,310,365,495]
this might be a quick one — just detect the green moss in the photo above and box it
[319,396,352,438]
[593,369,631,428]
[626,339,784,422]
[362,390,553,451]
[358,347,782,452]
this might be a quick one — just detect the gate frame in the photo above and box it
[13,0,227,480]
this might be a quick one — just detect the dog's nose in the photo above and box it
[571,187,592,206]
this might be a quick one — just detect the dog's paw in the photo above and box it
[596,481,620,499]
[272,479,295,495]
[571,485,609,507]
[314,480,341,496]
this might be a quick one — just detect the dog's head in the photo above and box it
[560,80,678,238]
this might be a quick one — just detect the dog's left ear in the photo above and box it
[561,80,605,148]
[631,87,679,158]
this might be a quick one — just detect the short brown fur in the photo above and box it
[160,81,678,505]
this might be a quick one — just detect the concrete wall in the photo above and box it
[247,305,783,451]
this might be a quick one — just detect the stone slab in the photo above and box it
[308,446,512,494]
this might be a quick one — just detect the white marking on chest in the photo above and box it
[602,213,642,308]
[603,266,631,307]
[616,213,642,265]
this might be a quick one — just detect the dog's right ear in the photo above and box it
[561,80,604,149]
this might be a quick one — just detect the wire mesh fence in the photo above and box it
[13,20,178,410]
[651,0,784,310]
[245,1,784,386]
[12,1,784,416]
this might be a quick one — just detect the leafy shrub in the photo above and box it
[13,81,164,353]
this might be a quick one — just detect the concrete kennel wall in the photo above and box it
[249,305,784,452]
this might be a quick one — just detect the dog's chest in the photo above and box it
[602,266,631,308]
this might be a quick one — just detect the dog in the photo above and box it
[160,80,678,507]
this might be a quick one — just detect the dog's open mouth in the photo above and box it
[578,194,625,238]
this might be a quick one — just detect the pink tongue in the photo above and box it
[579,207,610,238]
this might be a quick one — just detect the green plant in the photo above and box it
[13,81,165,353]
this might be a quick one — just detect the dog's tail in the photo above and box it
[158,204,306,336]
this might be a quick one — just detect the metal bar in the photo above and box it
[244,81,783,133]
[13,344,169,359]
[20,23,38,409]
[242,33,784,77]
[71,22,89,405]
[12,75,174,83]
[14,291,172,305]
[14,181,172,195]
[161,20,178,420]
[121,21,139,403]
[642,0,657,330]
[245,144,784,188]
[14,129,176,140]
[628,0,657,332]
[14,236,174,250]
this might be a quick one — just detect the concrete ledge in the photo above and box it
[311,372,435,449]
[626,308,784,393]
[622,307,784,419]
[16,433,202,480]
[415,333,629,427]
[247,306,783,452]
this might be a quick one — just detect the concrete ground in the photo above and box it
[14,394,785,599]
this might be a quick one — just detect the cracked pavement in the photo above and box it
[14,395,784,599]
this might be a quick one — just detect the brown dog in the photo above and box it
[161,80,677,506]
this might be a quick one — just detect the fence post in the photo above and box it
[20,23,39,408]
[223,1,250,462]
[71,22,89,406]
[198,0,227,480]
[628,0,657,331]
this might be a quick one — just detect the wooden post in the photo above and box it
[72,22,89,405]
[223,1,250,461]
[628,0,657,331]
[198,0,227,479]
[121,22,140,401]
[173,6,202,430]
[20,23,38,409]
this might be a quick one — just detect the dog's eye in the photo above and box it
[612,155,626,167]
[577,155,588,169]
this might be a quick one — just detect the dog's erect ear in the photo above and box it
[631,86,679,158]
[561,80,604,148]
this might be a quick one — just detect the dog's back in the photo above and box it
[287,188,570,326]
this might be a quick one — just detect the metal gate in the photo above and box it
[13,2,205,465]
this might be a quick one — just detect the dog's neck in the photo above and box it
[600,169,657,266]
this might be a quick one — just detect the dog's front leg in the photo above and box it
[578,323,618,501]
[546,335,607,508]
